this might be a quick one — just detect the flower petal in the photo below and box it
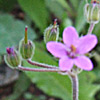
[77,34,97,54]
[74,56,93,71]
[63,26,79,47]
[46,41,67,58]
[59,57,73,71]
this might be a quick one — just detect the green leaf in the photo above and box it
[45,0,67,19]
[56,0,72,13]
[23,42,100,100]
[93,23,100,43]
[70,0,79,10]
[0,0,17,12]
[4,73,31,100]
[18,0,49,32]
[0,14,37,54]
[75,0,86,33]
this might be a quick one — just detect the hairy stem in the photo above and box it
[17,65,64,72]
[87,23,95,34]
[27,59,58,69]
[70,75,79,100]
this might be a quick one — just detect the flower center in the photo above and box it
[67,45,77,59]
[70,45,76,53]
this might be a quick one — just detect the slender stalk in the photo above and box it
[70,75,79,100]
[27,59,58,69]
[18,65,64,72]
[87,23,95,34]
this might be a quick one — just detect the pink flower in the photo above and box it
[46,26,98,71]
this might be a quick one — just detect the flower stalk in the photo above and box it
[17,65,65,72]
[27,59,58,69]
[87,23,95,34]
[70,74,79,100]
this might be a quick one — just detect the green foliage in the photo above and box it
[0,0,17,12]
[56,0,73,13]
[24,93,46,100]
[93,23,100,42]
[23,42,100,100]
[45,0,67,19]
[0,14,36,54]
[18,0,49,32]
[70,0,79,10]
[4,73,31,100]
[75,0,86,33]
[0,0,100,100]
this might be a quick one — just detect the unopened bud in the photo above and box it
[19,26,35,60]
[19,39,35,60]
[44,19,59,43]
[4,47,21,69]
[84,1,100,24]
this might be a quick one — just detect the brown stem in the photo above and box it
[18,65,64,72]
[70,75,79,100]
[27,59,58,69]
[87,23,95,34]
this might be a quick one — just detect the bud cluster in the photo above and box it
[5,20,59,69]
[4,26,35,68]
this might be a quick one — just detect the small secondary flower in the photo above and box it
[47,26,97,71]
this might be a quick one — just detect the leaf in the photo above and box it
[18,0,49,32]
[75,0,86,33]
[93,23,100,43]
[23,42,100,100]
[70,0,79,10]
[45,0,67,19]
[0,0,17,12]
[56,0,72,13]
[0,14,37,54]
[4,73,31,100]
[63,18,73,28]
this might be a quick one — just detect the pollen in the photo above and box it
[71,45,76,53]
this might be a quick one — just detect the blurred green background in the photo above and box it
[0,0,100,100]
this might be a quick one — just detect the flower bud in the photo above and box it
[19,39,35,60]
[4,47,21,69]
[84,0,100,24]
[19,26,35,60]
[44,19,59,43]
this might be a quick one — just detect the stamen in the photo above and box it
[71,45,76,53]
